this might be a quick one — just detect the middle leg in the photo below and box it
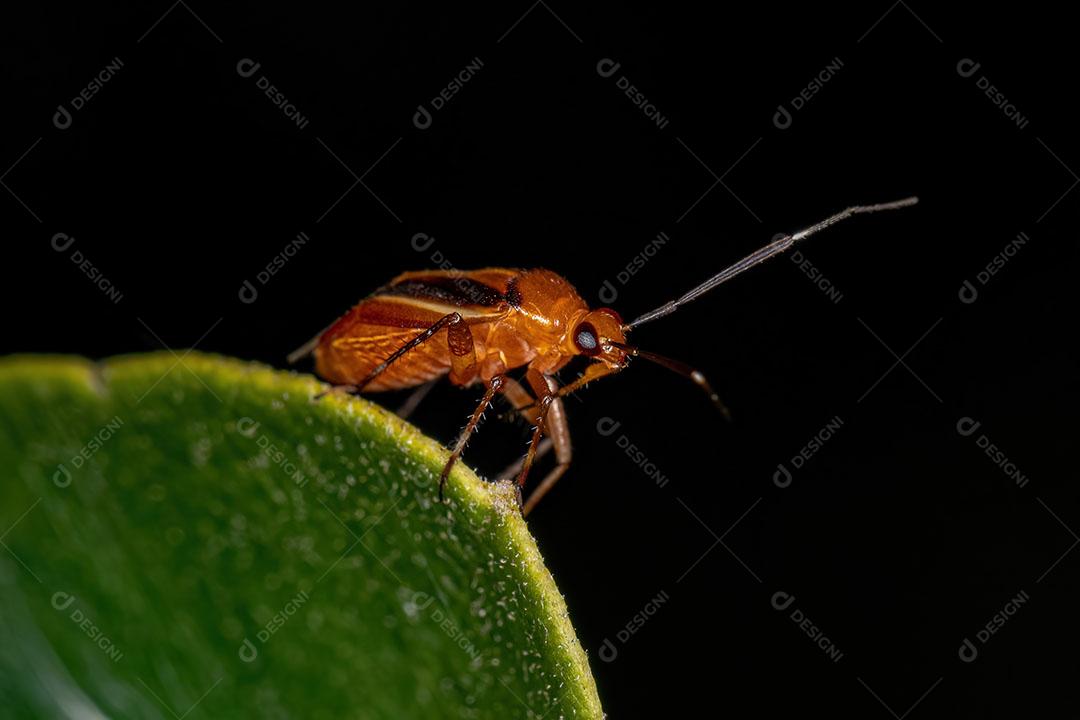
[516,370,572,515]
[495,376,554,482]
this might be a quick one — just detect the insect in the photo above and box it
[289,197,918,514]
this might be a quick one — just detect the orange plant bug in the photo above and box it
[289,197,918,514]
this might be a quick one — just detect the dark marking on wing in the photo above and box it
[505,277,523,308]
[378,276,506,307]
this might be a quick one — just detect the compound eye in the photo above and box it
[574,322,600,355]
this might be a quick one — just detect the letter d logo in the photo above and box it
[411,232,436,252]
[596,417,621,437]
[958,279,978,304]
[51,592,75,611]
[53,104,73,130]
[598,279,618,304]
[771,591,795,611]
[956,58,981,78]
[598,638,618,662]
[239,279,258,304]
[596,58,621,78]
[51,232,75,252]
[239,638,258,662]
[413,104,433,130]
[54,464,73,488]
[236,58,261,78]
[773,463,792,488]
[956,416,981,437]
[773,104,792,130]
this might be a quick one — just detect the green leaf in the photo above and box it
[0,352,602,719]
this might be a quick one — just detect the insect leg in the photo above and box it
[521,375,572,516]
[556,361,623,400]
[512,361,625,417]
[512,362,626,418]
[445,315,479,386]
[496,439,553,482]
[495,377,554,481]
[511,371,566,513]
[514,400,551,506]
[286,318,337,365]
[315,312,465,398]
[439,375,504,502]
[312,384,364,401]
[395,379,438,420]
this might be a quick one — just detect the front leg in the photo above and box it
[554,360,623,399]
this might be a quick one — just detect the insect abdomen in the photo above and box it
[313,271,520,390]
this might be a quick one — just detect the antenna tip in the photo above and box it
[871,196,919,211]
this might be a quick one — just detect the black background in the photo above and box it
[2,2,1078,717]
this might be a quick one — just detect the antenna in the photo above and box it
[625,197,919,330]
[609,341,731,419]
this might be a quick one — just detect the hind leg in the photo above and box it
[314,312,475,399]
[395,379,438,419]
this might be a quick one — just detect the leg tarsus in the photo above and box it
[313,384,359,401]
